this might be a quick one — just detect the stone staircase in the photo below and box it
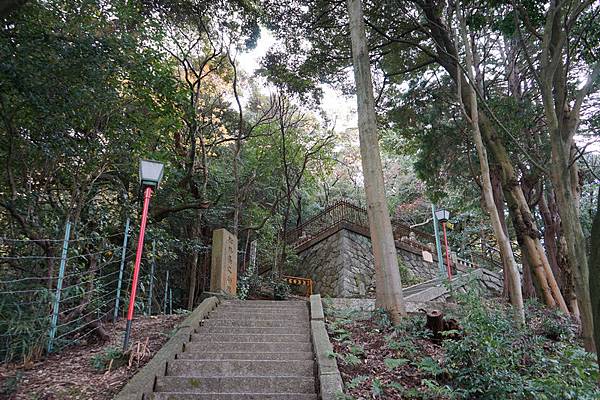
[147,300,318,400]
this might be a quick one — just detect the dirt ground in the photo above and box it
[0,314,185,400]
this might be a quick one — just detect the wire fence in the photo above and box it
[0,219,204,364]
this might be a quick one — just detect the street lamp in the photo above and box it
[123,159,164,351]
[434,208,453,280]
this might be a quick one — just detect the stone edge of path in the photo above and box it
[309,294,344,400]
[114,296,220,400]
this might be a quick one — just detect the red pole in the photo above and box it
[123,186,153,351]
[442,222,453,280]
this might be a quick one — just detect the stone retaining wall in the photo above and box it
[296,226,497,298]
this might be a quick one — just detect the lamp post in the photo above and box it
[434,208,452,280]
[431,205,445,277]
[123,159,164,351]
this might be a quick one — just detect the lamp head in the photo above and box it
[435,208,450,223]
[139,159,165,189]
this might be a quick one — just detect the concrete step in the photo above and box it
[175,351,314,361]
[208,312,307,321]
[195,326,303,335]
[210,307,309,317]
[201,319,309,328]
[221,300,307,307]
[191,333,310,343]
[154,376,316,394]
[166,360,314,377]
[183,341,312,353]
[218,305,308,312]
[148,393,318,400]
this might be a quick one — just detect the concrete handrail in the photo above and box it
[309,294,344,400]
[114,296,219,400]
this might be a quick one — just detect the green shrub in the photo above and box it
[398,257,425,286]
[442,289,599,399]
[90,347,126,371]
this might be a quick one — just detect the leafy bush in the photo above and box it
[0,287,52,363]
[372,307,392,328]
[398,257,425,286]
[90,347,126,371]
[442,289,599,399]
[271,279,291,300]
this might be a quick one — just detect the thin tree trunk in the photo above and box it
[490,165,510,298]
[522,257,537,300]
[456,3,524,323]
[347,0,406,321]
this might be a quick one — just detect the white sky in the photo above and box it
[238,28,598,154]
[237,28,357,133]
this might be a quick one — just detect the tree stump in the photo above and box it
[425,310,444,342]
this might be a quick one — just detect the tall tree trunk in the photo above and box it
[347,0,406,321]
[534,3,599,352]
[540,188,580,318]
[456,2,524,322]
[589,187,600,368]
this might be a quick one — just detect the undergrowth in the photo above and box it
[328,287,599,400]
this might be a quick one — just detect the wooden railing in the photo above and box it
[285,200,435,248]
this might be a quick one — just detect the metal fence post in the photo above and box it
[431,205,445,277]
[113,218,130,321]
[163,270,169,314]
[147,239,156,315]
[47,221,71,353]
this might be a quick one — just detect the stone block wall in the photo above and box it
[296,226,444,297]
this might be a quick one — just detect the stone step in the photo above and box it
[175,351,314,361]
[191,333,310,343]
[154,376,316,394]
[201,319,309,328]
[208,312,307,321]
[166,360,314,377]
[195,326,303,335]
[221,300,307,307]
[148,393,318,400]
[183,341,312,353]
[215,306,308,314]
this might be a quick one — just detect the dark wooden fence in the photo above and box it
[285,200,506,272]
[284,200,435,248]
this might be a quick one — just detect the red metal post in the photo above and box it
[442,222,453,280]
[123,186,153,351]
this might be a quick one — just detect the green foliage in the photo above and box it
[371,378,385,397]
[442,290,600,399]
[348,344,365,356]
[270,277,291,300]
[0,287,52,363]
[384,357,409,370]
[415,357,443,377]
[371,307,392,329]
[398,257,424,287]
[0,372,21,397]
[90,347,125,372]
[341,353,362,367]
[346,375,368,389]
